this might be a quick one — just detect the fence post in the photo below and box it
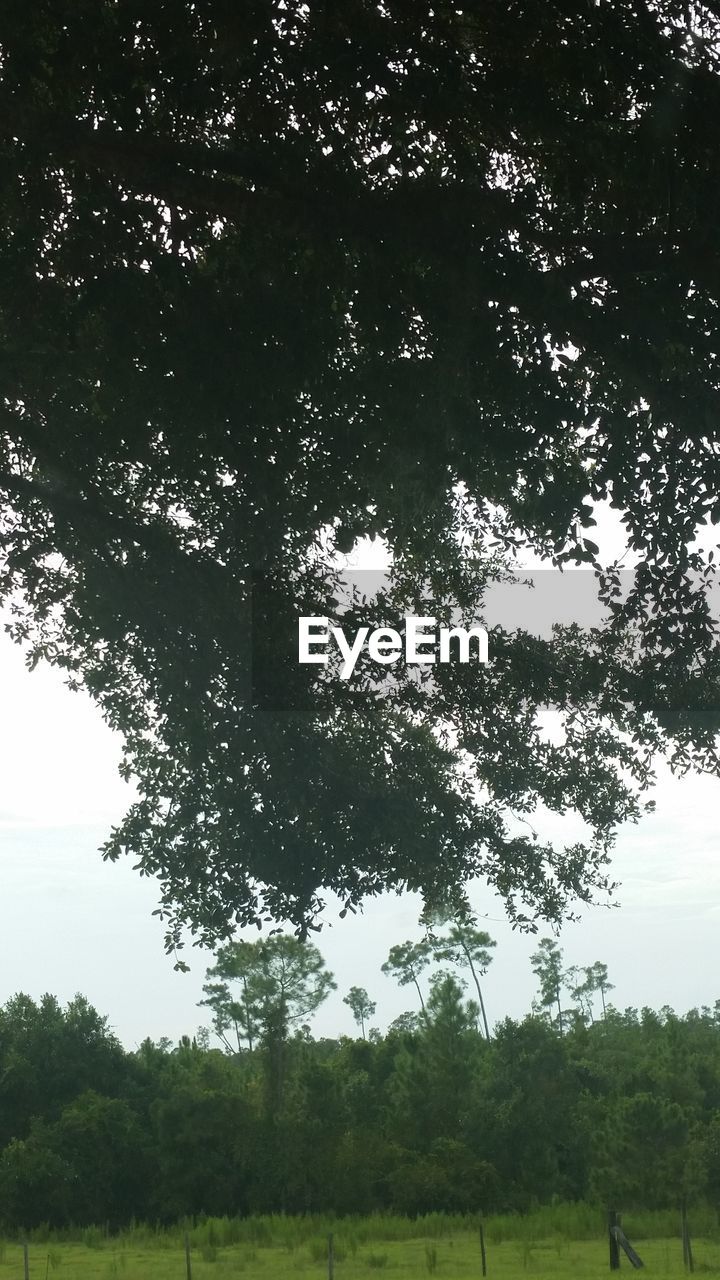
[479,1220,487,1277]
[681,1202,694,1273]
[611,1217,644,1269]
[328,1233,335,1280]
[185,1233,192,1280]
[23,1242,29,1280]
[609,1210,620,1271]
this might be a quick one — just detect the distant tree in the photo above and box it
[150,1064,257,1219]
[382,940,433,1015]
[387,1011,421,1036]
[569,961,615,1022]
[698,1111,720,1213]
[425,909,496,1040]
[343,987,376,1040]
[471,1015,588,1202]
[0,993,128,1148]
[587,962,614,1018]
[199,940,263,1053]
[0,1130,73,1229]
[426,971,480,1039]
[589,1092,697,1210]
[387,1137,500,1215]
[567,966,593,1023]
[49,1092,151,1226]
[531,938,568,1035]
[199,935,336,1130]
[390,973,479,1150]
[200,936,336,1054]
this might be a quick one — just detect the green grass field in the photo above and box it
[1,1208,717,1279]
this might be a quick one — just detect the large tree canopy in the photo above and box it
[2,0,720,949]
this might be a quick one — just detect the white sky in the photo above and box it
[1,503,720,1047]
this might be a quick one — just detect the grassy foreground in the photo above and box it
[1,1207,718,1279]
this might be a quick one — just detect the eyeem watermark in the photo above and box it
[298,616,489,680]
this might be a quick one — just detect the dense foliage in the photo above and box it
[3,960,720,1228]
[3,2,720,944]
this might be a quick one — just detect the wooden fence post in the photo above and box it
[184,1232,192,1280]
[328,1233,335,1280]
[609,1210,620,1271]
[479,1220,487,1276]
[611,1217,644,1269]
[681,1202,694,1273]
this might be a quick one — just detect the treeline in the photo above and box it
[2,929,720,1230]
